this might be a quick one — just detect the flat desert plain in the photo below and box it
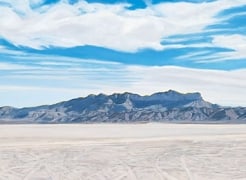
[0,124,246,180]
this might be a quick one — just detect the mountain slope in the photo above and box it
[0,90,245,123]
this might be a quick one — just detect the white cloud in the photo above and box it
[0,0,245,52]
[187,34,246,63]
[210,34,246,60]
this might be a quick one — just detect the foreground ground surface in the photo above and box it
[0,124,246,180]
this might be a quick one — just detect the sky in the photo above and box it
[0,0,245,107]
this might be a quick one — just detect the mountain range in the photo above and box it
[0,90,245,123]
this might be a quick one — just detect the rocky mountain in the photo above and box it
[0,90,245,123]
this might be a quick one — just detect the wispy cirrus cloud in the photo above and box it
[0,54,132,99]
[175,34,246,63]
[166,3,246,63]
[1,64,245,107]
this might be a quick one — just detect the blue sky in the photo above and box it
[0,0,245,107]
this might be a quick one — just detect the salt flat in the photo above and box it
[0,124,246,180]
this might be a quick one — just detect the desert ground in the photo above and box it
[0,123,246,180]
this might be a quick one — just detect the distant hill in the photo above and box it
[0,90,245,123]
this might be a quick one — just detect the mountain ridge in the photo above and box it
[0,90,245,123]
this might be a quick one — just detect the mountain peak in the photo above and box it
[0,90,245,123]
[148,90,203,103]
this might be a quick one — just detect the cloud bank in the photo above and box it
[0,0,245,53]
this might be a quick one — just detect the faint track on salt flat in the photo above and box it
[154,153,179,180]
[180,156,194,180]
